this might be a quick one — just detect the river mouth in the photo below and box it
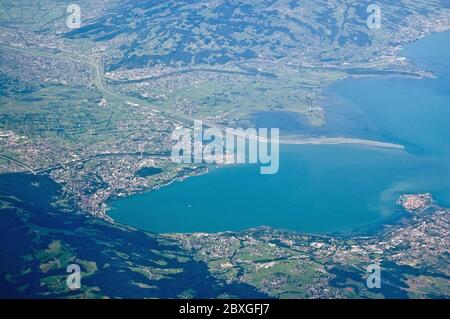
[108,31,450,235]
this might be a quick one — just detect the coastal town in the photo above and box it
[173,194,449,298]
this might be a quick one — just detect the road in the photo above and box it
[0,43,405,171]
[0,153,36,174]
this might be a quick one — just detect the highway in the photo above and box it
[0,43,404,173]
[0,153,36,174]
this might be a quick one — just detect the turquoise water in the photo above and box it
[109,32,450,234]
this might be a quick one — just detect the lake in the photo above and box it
[108,31,450,234]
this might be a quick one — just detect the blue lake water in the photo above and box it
[109,31,450,234]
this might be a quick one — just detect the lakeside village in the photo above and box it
[173,193,448,298]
